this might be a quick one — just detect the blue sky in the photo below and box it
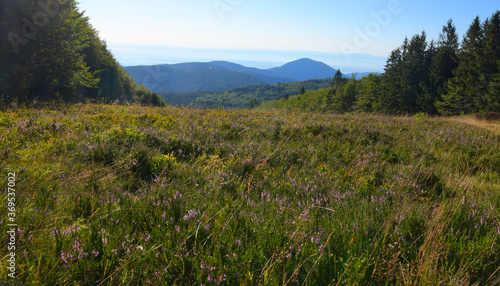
[78,0,499,72]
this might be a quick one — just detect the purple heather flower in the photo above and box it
[319,245,324,254]
[235,239,242,247]
[183,210,198,221]
[61,252,69,264]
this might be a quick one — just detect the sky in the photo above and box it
[78,0,499,72]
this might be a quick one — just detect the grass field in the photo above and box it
[0,104,499,285]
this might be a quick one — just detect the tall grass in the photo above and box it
[0,104,499,285]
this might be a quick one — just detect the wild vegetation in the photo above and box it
[1,104,499,285]
[259,12,500,115]
[0,0,163,106]
[162,78,332,109]
[1,1,500,285]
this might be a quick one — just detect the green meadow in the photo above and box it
[0,104,499,285]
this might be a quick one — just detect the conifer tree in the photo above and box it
[437,17,484,114]
[380,45,405,114]
[300,86,306,95]
[479,11,500,111]
[332,70,347,87]
[487,60,500,112]
[427,20,459,114]
[402,32,431,113]
[381,33,431,114]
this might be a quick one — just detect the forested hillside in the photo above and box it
[125,59,338,95]
[0,0,163,106]
[125,63,270,94]
[260,13,500,115]
[162,78,333,109]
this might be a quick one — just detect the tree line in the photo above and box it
[185,78,332,109]
[0,0,164,106]
[260,11,500,115]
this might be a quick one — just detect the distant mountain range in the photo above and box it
[124,58,372,94]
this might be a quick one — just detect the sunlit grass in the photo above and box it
[448,115,500,135]
[0,104,499,285]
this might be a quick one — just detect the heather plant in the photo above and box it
[0,104,499,285]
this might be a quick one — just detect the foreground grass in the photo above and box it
[0,104,499,285]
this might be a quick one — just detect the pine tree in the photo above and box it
[479,11,500,111]
[402,32,430,113]
[380,46,405,114]
[437,17,484,114]
[332,70,347,87]
[426,20,459,114]
[381,33,431,114]
[486,60,500,112]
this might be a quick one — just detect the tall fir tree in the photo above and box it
[479,11,500,112]
[427,20,460,114]
[403,32,432,113]
[380,45,405,114]
[437,17,484,114]
[332,70,347,87]
[381,33,432,114]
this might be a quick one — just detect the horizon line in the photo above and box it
[107,43,387,73]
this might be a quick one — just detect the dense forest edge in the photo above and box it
[0,0,164,107]
[162,78,334,109]
[258,13,500,115]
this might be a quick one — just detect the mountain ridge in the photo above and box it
[124,58,341,94]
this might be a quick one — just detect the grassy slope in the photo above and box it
[449,116,500,135]
[0,105,499,285]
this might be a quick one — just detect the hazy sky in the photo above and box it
[77,0,499,71]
